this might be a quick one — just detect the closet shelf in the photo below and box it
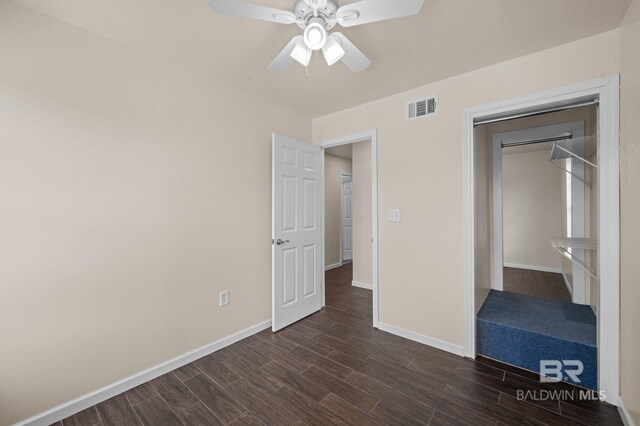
[549,141,597,185]
[551,238,598,280]
[551,238,597,250]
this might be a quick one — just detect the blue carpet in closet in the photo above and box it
[477,290,597,390]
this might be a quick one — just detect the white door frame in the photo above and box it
[463,75,620,405]
[320,130,379,327]
[491,121,587,305]
[340,173,353,263]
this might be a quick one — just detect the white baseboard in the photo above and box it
[619,396,636,426]
[377,322,464,357]
[561,272,573,296]
[15,320,272,426]
[325,262,342,271]
[503,262,562,274]
[352,280,372,290]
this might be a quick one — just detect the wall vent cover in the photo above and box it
[407,96,437,120]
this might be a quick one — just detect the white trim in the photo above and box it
[561,272,573,296]
[325,262,343,271]
[618,397,636,426]
[462,100,477,359]
[491,136,504,291]
[14,320,272,426]
[596,75,620,406]
[463,75,620,406]
[377,322,464,357]
[320,130,379,328]
[352,280,372,290]
[319,144,326,311]
[503,262,563,274]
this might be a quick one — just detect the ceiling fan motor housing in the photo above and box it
[294,0,339,29]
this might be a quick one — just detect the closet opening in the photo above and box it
[473,104,600,390]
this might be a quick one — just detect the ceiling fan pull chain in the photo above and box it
[306,48,311,78]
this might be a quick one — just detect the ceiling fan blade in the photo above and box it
[331,32,371,73]
[268,36,303,72]
[208,0,296,24]
[336,0,424,27]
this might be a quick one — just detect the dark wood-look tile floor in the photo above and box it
[503,267,572,302]
[55,263,620,425]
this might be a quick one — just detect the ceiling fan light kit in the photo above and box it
[290,39,312,66]
[322,35,345,66]
[208,0,424,73]
[303,18,327,50]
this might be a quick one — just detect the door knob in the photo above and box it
[275,238,290,246]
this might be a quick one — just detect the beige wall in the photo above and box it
[620,0,640,422]
[474,125,492,312]
[324,154,352,267]
[313,30,620,346]
[352,141,373,286]
[501,149,563,271]
[0,3,311,424]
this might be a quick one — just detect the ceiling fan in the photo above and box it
[208,0,424,73]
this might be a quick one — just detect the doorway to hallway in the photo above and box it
[321,130,379,327]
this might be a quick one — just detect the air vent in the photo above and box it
[407,96,438,120]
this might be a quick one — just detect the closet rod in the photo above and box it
[501,133,572,148]
[474,100,598,127]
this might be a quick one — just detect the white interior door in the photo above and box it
[272,133,323,331]
[341,174,353,261]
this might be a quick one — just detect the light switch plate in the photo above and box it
[388,209,401,222]
[219,290,229,306]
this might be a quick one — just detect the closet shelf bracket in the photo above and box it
[549,141,597,185]
[551,238,598,280]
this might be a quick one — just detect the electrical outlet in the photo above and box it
[219,290,229,306]
[388,209,401,222]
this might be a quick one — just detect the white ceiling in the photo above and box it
[13,0,631,118]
